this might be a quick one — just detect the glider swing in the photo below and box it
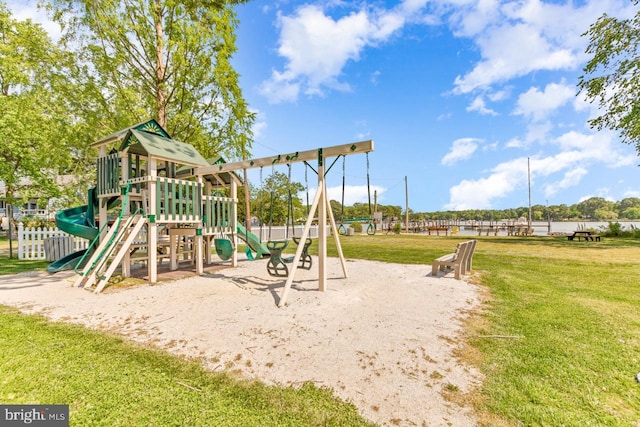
[337,153,376,235]
[266,160,313,278]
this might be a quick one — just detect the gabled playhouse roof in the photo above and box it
[121,129,209,168]
[91,119,170,148]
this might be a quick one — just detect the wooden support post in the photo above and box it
[148,158,158,283]
[279,184,323,307]
[121,152,131,278]
[230,176,238,267]
[318,151,327,291]
[196,175,204,274]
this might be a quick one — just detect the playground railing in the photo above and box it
[155,177,202,223]
[97,152,121,197]
[202,194,235,236]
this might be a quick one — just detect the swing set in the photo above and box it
[196,140,374,307]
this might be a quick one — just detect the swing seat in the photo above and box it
[266,240,289,277]
[366,223,376,235]
[292,237,313,270]
[214,238,234,261]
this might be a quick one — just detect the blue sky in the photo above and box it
[8,0,640,212]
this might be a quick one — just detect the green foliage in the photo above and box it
[392,223,402,234]
[600,221,640,238]
[396,197,640,222]
[606,221,623,236]
[19,216,55,229]
[0,5,76,206]
[351,222,362,233]
[47,0,255,160]
[578,2,640,153]
[251,171,304,226]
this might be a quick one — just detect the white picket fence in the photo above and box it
[16,223,327,261]
[17,223,89,261]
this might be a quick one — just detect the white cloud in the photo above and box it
[445,156,526,209]
[450,0,630,95]
[441,138,480,165]
[260,2,436,103]
[466,95,498,115]
[449,0,501,37]
[446,128,635,209]
[543,167,588,197]
[453,22,577,94]
[514,81,575,122]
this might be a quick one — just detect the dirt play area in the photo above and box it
[0,256,482,426]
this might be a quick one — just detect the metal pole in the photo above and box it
[405,176,409,233]
[528,157,532,229]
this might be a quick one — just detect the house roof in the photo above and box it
[121,129,209,167]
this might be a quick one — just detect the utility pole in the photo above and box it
[405,176,409,233]
[527,157,532,229]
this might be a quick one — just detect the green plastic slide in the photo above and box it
[237,223,270,257]
[48,188,118,273]
[47,204,97,273]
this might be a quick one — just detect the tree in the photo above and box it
[47,0,255,159]
[576,197,614,219]
[621,206,640,219]
[0,3,77,256]
[578,2,640,154]
[252,171,303,226]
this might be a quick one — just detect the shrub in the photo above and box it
[21,216,55,229]
[392,223,402,234]
[351,222,362,233]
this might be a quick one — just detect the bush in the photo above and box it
[392,223,402,234]
[351,222,362,233]
[20,216,55,229]
[600,222,640,238]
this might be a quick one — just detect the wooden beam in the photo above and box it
[196,140,374,176]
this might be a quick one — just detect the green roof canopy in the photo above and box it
[121,129,209,167]
[91,119,170,148]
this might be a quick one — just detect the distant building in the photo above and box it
[0,175,76,227]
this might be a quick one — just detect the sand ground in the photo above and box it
[0,257,482,426]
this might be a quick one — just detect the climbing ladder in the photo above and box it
[73,213,147,293]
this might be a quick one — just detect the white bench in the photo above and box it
[431,240,477,280]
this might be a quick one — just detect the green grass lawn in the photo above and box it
[2,232,640,425]
[0,235,51,275]
[329,234,640,425]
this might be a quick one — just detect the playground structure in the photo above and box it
[50,119,374,306]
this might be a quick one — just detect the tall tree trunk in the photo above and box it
[153,0,167,127]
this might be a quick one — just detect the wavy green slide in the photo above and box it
[47,188,99,272]
[47,188,118,273]
[237,223,270,257]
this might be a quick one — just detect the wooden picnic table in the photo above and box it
[567,230,601,241]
